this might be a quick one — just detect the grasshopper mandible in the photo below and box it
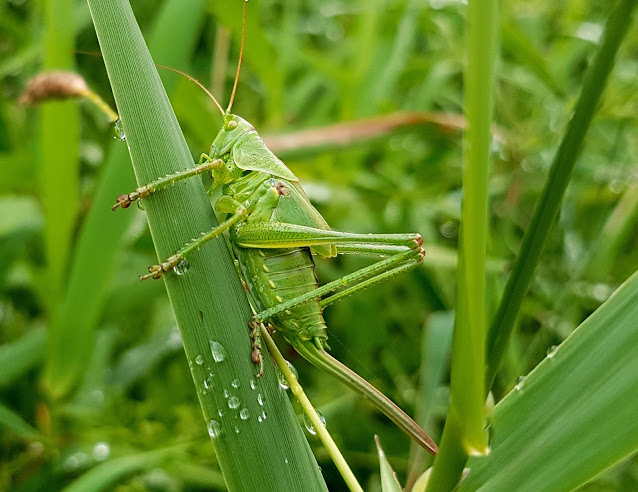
[112,4,437,456]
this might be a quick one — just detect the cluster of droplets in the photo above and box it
[196,341,283,438]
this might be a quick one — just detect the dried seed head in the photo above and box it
[19,71,89,105]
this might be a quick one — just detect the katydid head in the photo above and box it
[210,114,254,156]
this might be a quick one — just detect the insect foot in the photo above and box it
[111,185,152,210]
[140,254,184,281]
[249,319,265,378]
[412,234,426,263]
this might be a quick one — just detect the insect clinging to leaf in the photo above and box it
[112,3,437,455]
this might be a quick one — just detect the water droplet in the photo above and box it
[231,379,240,388]
[228,396,240,409]
[546,345,558,358]
[173,258,190,275]
[223,388,229,398]
[276,360,298,389]
[207,419,221,438]
[92,442,110,461]
[284,458,289,464]
[210,340,226,362]
[250,379,256,390]
[261,410,267,421]
[257,415,263,423]
[203,374,214,389]
[136,199,145,211]
[240,408,250,420]
[515,376,526,391]
[63,452,88,472]
[217,408,223,417]
[194,354,204,365]
[304,410,326,435]
[257,393,264,406]
[112,118,126,140]
[234,425,240,434]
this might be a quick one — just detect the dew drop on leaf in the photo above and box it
[210,340,226,362]
[207,419,221,438]
[276,360,298,389]
[112,118,126,140]
[173,258,190,276]
[228,396,240,409]
[304,410,326,435]
[515,376,526,391]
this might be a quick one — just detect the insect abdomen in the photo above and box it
[234,246,327,345]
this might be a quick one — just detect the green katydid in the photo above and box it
[112,5,438,456]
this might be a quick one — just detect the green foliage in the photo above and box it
[460,270,638,491]
[1,0,637,490]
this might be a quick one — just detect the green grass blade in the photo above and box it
[486,0,638,387]
[460,269,638,491]
[585,187,638,280]
[85,1,327,489]
[62,445,186,492]
[40,0,79,305]
[0,402,42,440]
[427,0,498,489]
[451,0,498,452]
[376,436,403,492]
[0,327,46,387]
[44,0,206,400]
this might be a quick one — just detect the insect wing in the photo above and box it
[271,181,336,258]
[232,133,299,182]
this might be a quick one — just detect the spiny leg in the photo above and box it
[314,242,424,308]
[112,153,224,210]
[320,256,422,309]
[141,206,247,280]
[234,221,423,251]
[254,248,422,321]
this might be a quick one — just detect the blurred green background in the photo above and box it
[1,0,637,490]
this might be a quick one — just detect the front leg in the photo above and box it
[141,202,247,280]
[140,181,282,280]
[112,153,225,210]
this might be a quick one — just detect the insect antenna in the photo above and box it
[155,64,225,117]
[225,0,247,114]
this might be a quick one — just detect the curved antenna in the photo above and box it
[226,0,247,114]
[156,64,225,117]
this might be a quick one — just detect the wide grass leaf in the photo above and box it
[460,269,638,491]
[85,1,327,490]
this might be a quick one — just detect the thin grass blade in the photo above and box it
[486,0,638,387]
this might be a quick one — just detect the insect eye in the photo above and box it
[225,120,238,130]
